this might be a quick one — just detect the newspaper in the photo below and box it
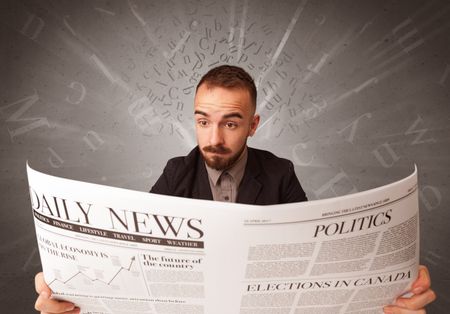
[27,164,420,314]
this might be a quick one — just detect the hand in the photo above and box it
[34,272,80,314]
[383,265,436,313]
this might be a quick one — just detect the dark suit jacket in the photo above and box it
[150,146,307,205]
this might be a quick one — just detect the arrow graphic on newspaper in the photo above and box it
[48,256,136,287]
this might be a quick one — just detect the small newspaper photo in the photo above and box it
[27,164,420,314]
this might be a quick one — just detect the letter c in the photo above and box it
[199,37,209,50]
[169,87,179,100]
[292,142,314,166]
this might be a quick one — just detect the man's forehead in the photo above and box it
[194,85,252,114]
[194,100,246,110]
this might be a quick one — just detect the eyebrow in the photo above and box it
[223,112,243,119]
[194,110,209,117]
[194,110,243,119]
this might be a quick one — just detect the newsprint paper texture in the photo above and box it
[27,164,420,314]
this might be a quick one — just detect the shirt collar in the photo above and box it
[205,146,248,187]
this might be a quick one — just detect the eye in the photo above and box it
[197,120,209,127]
[225,122,238,129]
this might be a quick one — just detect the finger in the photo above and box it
[41,310,80,314]
[383,305,426,314]
[395,289,436,310]
[35,272,51,295]
[64,307,81,314]
[35,292,76,313]
[411,265,432,294]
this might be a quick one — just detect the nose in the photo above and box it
[210,124,224,146]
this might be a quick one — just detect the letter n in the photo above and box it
[0,90,50,142]
[83,131,104,151]
[405,115,437,145]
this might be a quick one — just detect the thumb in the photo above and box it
[35,272,52,297]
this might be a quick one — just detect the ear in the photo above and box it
[248,114,260,137]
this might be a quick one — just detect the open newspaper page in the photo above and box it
[27,164,419,314]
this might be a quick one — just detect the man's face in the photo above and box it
[194,84,260,170]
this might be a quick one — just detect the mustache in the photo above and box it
[202,145,231,154]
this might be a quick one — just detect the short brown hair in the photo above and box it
[196,65,257,107]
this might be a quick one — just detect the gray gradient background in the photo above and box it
[1,0,449,313]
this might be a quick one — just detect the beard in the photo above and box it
[201,144,245,170]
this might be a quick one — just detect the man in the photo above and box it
[150,65,307,204]
[34,65,435,313]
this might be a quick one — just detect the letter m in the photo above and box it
[0,90,50,142]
